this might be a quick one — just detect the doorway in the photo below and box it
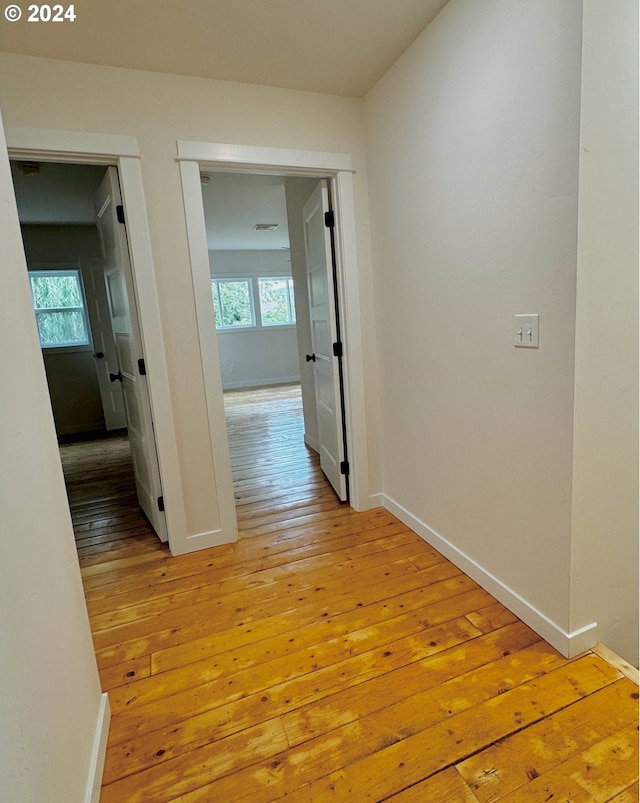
[10,158,168,551]
[179,142,373,538]
[197,169,350,529]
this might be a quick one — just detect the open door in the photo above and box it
[303,180,348,501]
[95,167,168,542]
[82,257,127,431]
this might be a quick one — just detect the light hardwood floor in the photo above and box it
[60,385,639,802]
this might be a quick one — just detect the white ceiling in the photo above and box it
[10,161,106,224]
[201,173,290,251]
[0,0,449,98]
[11,160,290,251]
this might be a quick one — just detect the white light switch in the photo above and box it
[514,314,539,348]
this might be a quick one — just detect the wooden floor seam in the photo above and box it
[59,384,638,802]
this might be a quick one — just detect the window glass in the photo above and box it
[288,279,297,324]
[259,277,296,326]
[211,276,296,329]
[211,279,254,328]
[28,270,90,348]
[211,281,222,327]
[31,274,83,309]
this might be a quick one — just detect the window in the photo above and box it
[258,278,296,326]
[210,276,297,330]
[211,279,254,328]
[28,269,91,348]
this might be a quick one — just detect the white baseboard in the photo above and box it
[382,494,598,659]
[85,693,110,803]
[304,433,319,452]
[368,493,385,509]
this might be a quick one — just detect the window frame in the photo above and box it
[211,277,256,330]
[28,267,93,352]
[210,275,297,333]
[257,276,297,327]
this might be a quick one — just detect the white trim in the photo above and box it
[84,693,110,803]
[180,159,238,548]
[382,494,598,658]
[177,140,353,174]
[6,127,188,556]
[178,141,374,544]
[330,170,371,511]
[368,493,385,509]
[6,127,139,161]
[116,157,188,555]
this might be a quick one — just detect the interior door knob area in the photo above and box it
[306,353,316,362]
[109,371,123,383]
[93,351,105,359]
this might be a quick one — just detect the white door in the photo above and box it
[303,180,348,501]
[95,167,168,542]
[81,258,127,431]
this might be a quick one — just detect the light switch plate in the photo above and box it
[514,314,539,348]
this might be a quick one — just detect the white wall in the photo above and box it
[570,0,639,664]
[209,249,300,389]
[0,52,381,542]
[0,112,107,803]
[21,225,106,436]
[366,0,583,645]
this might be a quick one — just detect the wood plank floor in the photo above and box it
[60,386,639,802]
[223,385,340,538]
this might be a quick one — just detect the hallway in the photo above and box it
[60,393,639,802]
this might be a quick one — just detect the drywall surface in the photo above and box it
[209,250,300,389]
[365,0,582,631]
[20,223,102,262]
[215,326,299,389]
[0,52,380,538]
[21,225,106,435]
[209,249,292,278]
[43,348,105,435]
[0,111,104,802]
[570,0,639,664]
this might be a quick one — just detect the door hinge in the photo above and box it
[324,210,335,228]
[157,495,165,512]
[116,204,126,224]
[138,357,146,376]
[340,460,350,476]
[333,341,343,358]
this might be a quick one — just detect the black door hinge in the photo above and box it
[116,204,125,224]
[138,357,146,376]
[324,210,335,228]
[333,341,343,358]
[340,461,350,476]
[157,495,165,512]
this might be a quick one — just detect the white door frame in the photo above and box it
[6,126,188,555]
[177,140,372,519]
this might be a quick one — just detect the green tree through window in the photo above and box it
[258,278,296,325]
[211,276,296,330]
[29,270,90,348]
[211,279,254,328]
